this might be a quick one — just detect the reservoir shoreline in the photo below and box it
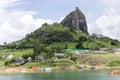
[0,66,116,74]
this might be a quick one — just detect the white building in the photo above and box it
[2,54,13,59]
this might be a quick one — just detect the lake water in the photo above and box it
[0,69,120,80]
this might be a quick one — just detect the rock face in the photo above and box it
[60,7,88,34]
[108,70,120,75]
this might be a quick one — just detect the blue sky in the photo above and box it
[0,0,120,44]
[9,0,104,22]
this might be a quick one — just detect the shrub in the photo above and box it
[108,60,120,67]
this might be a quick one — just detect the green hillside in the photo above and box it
[0,23,120,67]
[6,23,120,50]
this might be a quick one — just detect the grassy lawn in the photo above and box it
[51,42,77,48]
[0,61,6,67]
[22,58,74,68]
[77,52,120,66]
[10,49,33,58]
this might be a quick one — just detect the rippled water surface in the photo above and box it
[0,70,120,80]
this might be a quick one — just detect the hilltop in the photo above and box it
[60,7,88,34]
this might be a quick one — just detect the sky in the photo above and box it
[0,0,120,44]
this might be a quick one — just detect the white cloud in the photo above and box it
[88,0,120,40]
[34,18,53,29]
[20,15,35,25]
[0,0,54,44]
[0,14,54,44]
[88,23,102,35]
[0,0,19,8]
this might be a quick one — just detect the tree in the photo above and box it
[4,42,7,45]
[111,39,119,45]
[64,44,68,49]
[78,36,87,41]
[70,55,77,63]
[33,42,41,58]
[42,23,48,26]
[76,42,83,49]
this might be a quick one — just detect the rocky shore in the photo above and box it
[0,66,117,74]
[0,66,63,74]
[0,67,39,74]
[108,70,120,75]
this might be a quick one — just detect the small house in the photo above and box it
[35,55,44,62]
[72,50,89,55]
[72,51,80,55]
[109,49,115,53]
[114,48,120,52]
[2,53,13,59]
[27,57,32,62]
[54,53,64,58]
[15,57,25,65]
